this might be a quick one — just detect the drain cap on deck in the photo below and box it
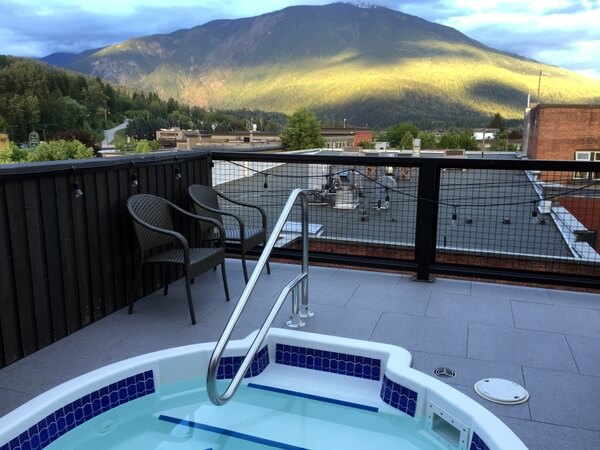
[474,378,529,405]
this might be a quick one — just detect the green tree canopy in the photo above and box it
[385,122,419,148]
[280,108,325,150]
[29,139,93,162]
[417,131,437,149]
[399,131,415,150]
[488,112,507,132]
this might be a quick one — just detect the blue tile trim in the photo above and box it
[247,383,379,412]
[216,345,270,380]
[1,370,155,450]
[379,375,418,417]
[275,343,381,380]
[469,432,491,450]
[159,415,309,450]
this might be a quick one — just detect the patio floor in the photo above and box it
[1,259,599,449]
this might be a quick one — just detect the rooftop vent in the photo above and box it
[501,217,511,225]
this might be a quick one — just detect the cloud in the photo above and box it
[396,0,600,78]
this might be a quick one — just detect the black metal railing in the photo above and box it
[210,151,600,288]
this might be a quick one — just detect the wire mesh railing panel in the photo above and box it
[212,159,418,261]
[436,167,600,276]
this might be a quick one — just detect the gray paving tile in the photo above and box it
[308,279,359,306]
[0,388,34,418]
[370,313,468,357]
[452,384,531,420]
[512,300,600,337]
[523,367,600,431]
[347,284,430,315]
[468,323,577,371]
[471,281,552,303]
[502,417,600,450]
[548,289,600,309]
[426,292,513,326]
[329,267,402,286]
[412,352,524,387]
[427,277,472,295]
[287,304,382,341]
[566,335,600,376]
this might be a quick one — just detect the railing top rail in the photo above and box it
[206,188,308,406]
[210,151,600,171]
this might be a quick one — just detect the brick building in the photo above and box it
[524,104,600,168]
[524,104,600,252]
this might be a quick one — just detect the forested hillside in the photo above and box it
[0,56,287,144]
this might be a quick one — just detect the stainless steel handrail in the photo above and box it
[206,188,310,405]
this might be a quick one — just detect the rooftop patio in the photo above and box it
[1,258,598,450]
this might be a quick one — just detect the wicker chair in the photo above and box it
[127,194,230,325]
[188,184,270,283]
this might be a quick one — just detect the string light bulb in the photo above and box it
[263,174,269,189]
[72,180,83,198]
[451,206,458,227]
[71,166,83,198]
[175,167,182,180]
[130,173,139,188]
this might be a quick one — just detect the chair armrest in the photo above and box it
[216,191,267,229]
[170,202,227,247]
[129,213,191,263]
[189,192,248,233]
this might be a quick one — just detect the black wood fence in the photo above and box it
[0,151,212,368]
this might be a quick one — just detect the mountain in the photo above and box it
[41,48,105,67]
[45,3,600,128]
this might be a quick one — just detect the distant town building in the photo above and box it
[472,128,499,149]
[524,105,600,169]
[523,104,600,252]
[321,128,374,149]
[156,128,201,149]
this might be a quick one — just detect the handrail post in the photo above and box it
[287,285,304,328]
[206,188,314,406]
[299,192,313,318]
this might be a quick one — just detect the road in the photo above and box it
[102,119,129,149]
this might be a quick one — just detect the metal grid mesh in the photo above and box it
[211,156,599,279]
[212,159,418,261]
[437,168,600,275]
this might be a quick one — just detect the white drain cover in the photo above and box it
[474,378,529,405]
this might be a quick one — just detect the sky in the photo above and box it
[1,0,599,79]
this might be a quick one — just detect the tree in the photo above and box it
[28,139,93,162]
[385,122,419,148]
[280,109,325,150]
[399,131,415,150]
[417,131,437,149]
[488,112,507,132]
[0,142,29,164]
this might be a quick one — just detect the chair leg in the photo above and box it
[221,262,230,302]
[163,265,170,296]
[129,262,143,315]
[184,271,197,325]
[266,259,271,275]
[241,251,249,283]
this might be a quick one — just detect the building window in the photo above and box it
[574,151,600,180]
